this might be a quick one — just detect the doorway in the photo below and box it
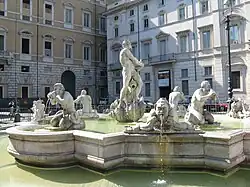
[158,70,171,100]
[61,70,76,98]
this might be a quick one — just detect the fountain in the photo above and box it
[3,40,250,177]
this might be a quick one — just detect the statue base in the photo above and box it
[110,100,146,122]
[77,110,99,119]
[125,121,198,133]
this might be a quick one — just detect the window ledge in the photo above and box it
[203,75,213,77]
[64,58,73,64]
[233,89,243,93]
[83,27,91,32]
[64,24,73,29]
[180,76,190,79]
[43,57,53,62]
[20,54,31,60]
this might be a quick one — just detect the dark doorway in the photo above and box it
[158,70,171,100]
[159,87,171,100]
[61,70,76,98]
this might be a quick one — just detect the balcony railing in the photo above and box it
[143,53,176,64]
[108,62,121,71]
[0,50,12,58]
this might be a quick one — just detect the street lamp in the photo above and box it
[223,0,234,112]
[225,15,233,111]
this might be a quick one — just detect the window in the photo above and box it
[44,2,53,25]
[0,64,4,71]
[144,18,149,29]
[114,27,119,37]
[232,71,240,89]
[201,0,209,14]
[181,69,188,78]
[83,12,90,28]
[179,35,187,52]
[159,40,166,55]
[22,38,30,54]
[21,65,30,72]
[145,83,151,97]
[159,14,165,25]
[45,4,52,13]
[159,0,165,6]
[130,9,134,16]
[44,41,52,57]
[22,15,30,21]
[0,86,3,98]
[113,50,119,63]
[64,8,73,28]
[23,0,30,9]
[202,30,211,49]
[145,73,150,81]
[100,48,106,62]
[143,4,148,11]
[230,25,240,44]
[182,80,189,95]
[0,35,4,51]
[143,43,150,59]
[83,46,91,61]
[178,6,185,20]
[100,17,106,32]
[100,71,106,77]
[115,82,120,94]
[45,20,52,25]
[225,0,236,7]
[204,66,212,76]
[45,87,50,97]
[130,23,134,32]
[84,70,90,75]
[0,0,6,16]
[132,45,137,57]
[65,43,72,59]
[114,16,118,21]
[21,86,29,98]
[114,70,121,77]
[205,78,213,88]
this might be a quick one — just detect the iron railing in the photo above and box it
[142,53,176,64]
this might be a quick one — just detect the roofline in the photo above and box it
[103,0,150,16]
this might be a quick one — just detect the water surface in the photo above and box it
[1,135,250,187]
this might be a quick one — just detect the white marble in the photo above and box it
[31,100,45,122]
[110,40,146,122]
[74,89,99,119]
[185,81,216,125]
[46,83,85,130]
[169,86,186,122]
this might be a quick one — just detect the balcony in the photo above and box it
[142,53,176,65]
[0,50,13,64]
[108,62,121,71]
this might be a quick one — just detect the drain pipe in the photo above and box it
[191,0,197,81]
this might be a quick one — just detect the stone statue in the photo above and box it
[184,81,216,126]
[228,98,250,118]
[169,86,186,122]
[126,98,195,132]
[110,40,146,122]
[31,100,45,122]
[74,89,99,118]
[47,83,85,130]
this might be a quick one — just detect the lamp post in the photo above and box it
[225,12,233,112]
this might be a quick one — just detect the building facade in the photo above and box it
[105,0,250,103]
[0,0,107,104]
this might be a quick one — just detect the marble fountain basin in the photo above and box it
[6,121,250,173]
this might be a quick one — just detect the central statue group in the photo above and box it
[110,39,218,132]
[110,40,146,122]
